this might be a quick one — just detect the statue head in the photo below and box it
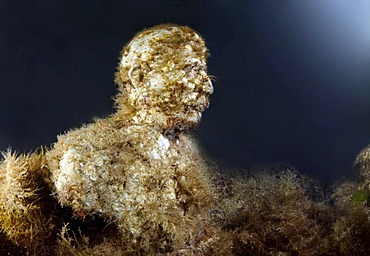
[115,24,213,134]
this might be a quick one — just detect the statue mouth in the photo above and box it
[185,97,210,113]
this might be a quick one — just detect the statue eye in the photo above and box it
[184,64,193,72]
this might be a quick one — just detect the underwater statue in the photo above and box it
[0,24,214,255]
[2,23,370,256]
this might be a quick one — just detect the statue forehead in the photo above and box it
[120,25,205,67]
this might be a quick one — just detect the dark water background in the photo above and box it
[0,0,369,183]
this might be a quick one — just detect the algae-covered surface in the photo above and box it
[1,21,370,255]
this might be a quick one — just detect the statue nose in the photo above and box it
[199,70,213,95]
[200,77,213,95]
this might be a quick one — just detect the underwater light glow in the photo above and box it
[299,0,370,66]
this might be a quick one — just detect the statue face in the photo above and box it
[171,50,213,126]
[116,25,213,131]
[141,45,213,130]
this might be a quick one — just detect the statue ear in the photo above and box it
[127,65,140,90]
